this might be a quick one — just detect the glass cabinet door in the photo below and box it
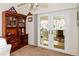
[18,18,25,27]
[12,17,17,27]
[7,17,12,27]
[40,16,48,46]
[52,16,65,49]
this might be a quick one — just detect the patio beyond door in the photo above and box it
[38,12,65,50]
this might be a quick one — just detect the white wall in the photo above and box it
[77,4,79,55]
[64,9,78,55]
[26,16,35,45]
[26,15,38,46]
[33,14,38,46]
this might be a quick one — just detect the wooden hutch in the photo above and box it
[2,7,28,51]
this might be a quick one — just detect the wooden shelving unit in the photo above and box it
[2,7,28,52]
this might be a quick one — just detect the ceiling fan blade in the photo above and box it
[17,3,26,7]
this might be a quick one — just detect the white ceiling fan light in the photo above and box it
[27,3,39,12]
[17,3,48,14]
[30,3,39,8]
[17,3,39,10]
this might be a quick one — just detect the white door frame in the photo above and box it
[38,13,50,49]
[38,10,69,53]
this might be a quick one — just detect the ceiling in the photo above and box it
[0,3,77,15]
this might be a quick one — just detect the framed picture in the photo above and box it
[28,17,32,22]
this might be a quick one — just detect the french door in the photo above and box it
[38,12,65,50]
[38,14,49,48]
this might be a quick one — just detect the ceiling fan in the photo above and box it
[17,3,39,11]
[17,3,48,16]
[17,3,48,11]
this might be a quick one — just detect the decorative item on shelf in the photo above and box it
[7,17,12,27]
[18,19,25,27]
[22,19,25,23]
[22,28,25,35]
[12,17,17,27]
[19,23,24,27]
[7,32,12,36]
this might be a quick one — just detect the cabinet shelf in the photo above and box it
[6,27,17,29]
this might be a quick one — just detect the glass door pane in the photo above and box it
[52,16,65,49]
[40,16,48,46]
